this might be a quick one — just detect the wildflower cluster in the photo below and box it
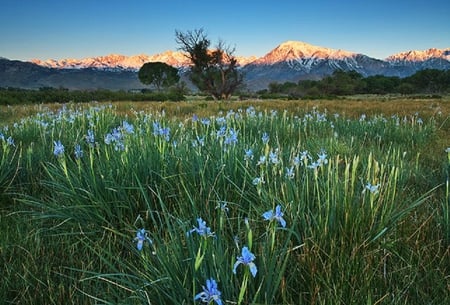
[152,121,171,141]
[0,131,15,147]
[3,102,439,304]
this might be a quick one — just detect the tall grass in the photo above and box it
[1,101,449,304]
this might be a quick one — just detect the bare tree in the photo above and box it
[175,28,243,100]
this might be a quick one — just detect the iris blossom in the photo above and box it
[134,228,152,251]
[53,140,65,157]
[194,278,223,305]
[188,218,215,238]
[262,205,287,228]
[233,246,257,277]
[365,182,380,195]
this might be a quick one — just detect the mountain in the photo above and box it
[31,51,257,71]
[241,41,389,89]
[1,41,449,91]
[31,51,191,70]
[384,48,450,77]
[0,58,145,90]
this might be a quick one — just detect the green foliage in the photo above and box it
[0,87,185,105]
[138,62,180,91]
[1,102,449,304]
[175,28,243,100]
[268,69,450,98]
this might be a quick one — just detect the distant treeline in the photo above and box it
[1,68,449,105]
[259,69,450,99]
[0,87,185,105]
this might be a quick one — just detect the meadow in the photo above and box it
[0,97,449,304]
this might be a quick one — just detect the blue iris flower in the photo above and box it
[244,148,254,161]
[262,205,287,228]
[134,228,152,251]
[261,132,269,144]
[188,218,215,238]
[6,136,15,147]
[365,182,380,195]
[233,246,257,277]
[53,140,65,157]
[194,278,223,305]
[121,120,134,134]
[86,129,95,147]
[74,144,83,159]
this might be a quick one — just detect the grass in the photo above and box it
[1,97,449,304]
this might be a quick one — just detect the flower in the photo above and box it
[252,177,264,186]
[134,228,152,251]
[244,148,254,161]
[269,149,279,164]
[233,246,257,277]
[86,129,95,147]
[365,182,380,195]
[188,218,215,238]
[53,140,65,157]
[262,205,286,228]
[317,150,328,165]
[104,128,125,151]
[194,278,223,305]
[285,166,295,179]
[200,118,211,125]
[261,132,270,144]
[6,136,15,146]
[74,144,83,159]
[121,120,134,134]
[224,128,238,145]
[256,155,266,166]
[216,202,229,213]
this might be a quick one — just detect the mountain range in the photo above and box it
[1,41,449,91]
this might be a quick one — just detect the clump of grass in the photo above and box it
[1,101,449,304]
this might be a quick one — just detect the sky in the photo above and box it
[1,0,449,61]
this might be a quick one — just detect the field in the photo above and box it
[1,97,449,304]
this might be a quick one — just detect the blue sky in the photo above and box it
[1,0,449,61]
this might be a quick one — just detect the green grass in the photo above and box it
[1,99,449,304]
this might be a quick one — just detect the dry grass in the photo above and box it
[1,95,449,129]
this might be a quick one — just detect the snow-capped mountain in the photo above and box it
[31,51,256,71]
[386,48,450,63]
[252,41,358,68]
[241,41,388,89]
[31,51,191,70]
[2,40,448,90]
[385,48,450,73]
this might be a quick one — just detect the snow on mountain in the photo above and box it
[246,41,375,75]
[254,41,356,63]
[30,51,255,71]
[386,48,450,63]
[249,40,364,73]
[31,51,191,70]
[28,41,450,74]
[17,41,449,90]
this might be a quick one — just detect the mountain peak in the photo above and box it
[254,40,357,65]
[386,47,450,62]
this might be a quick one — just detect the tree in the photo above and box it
[175,28,243,100]
[138,62,180,91]
[404,69,448,94]
[364,75,401,94]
